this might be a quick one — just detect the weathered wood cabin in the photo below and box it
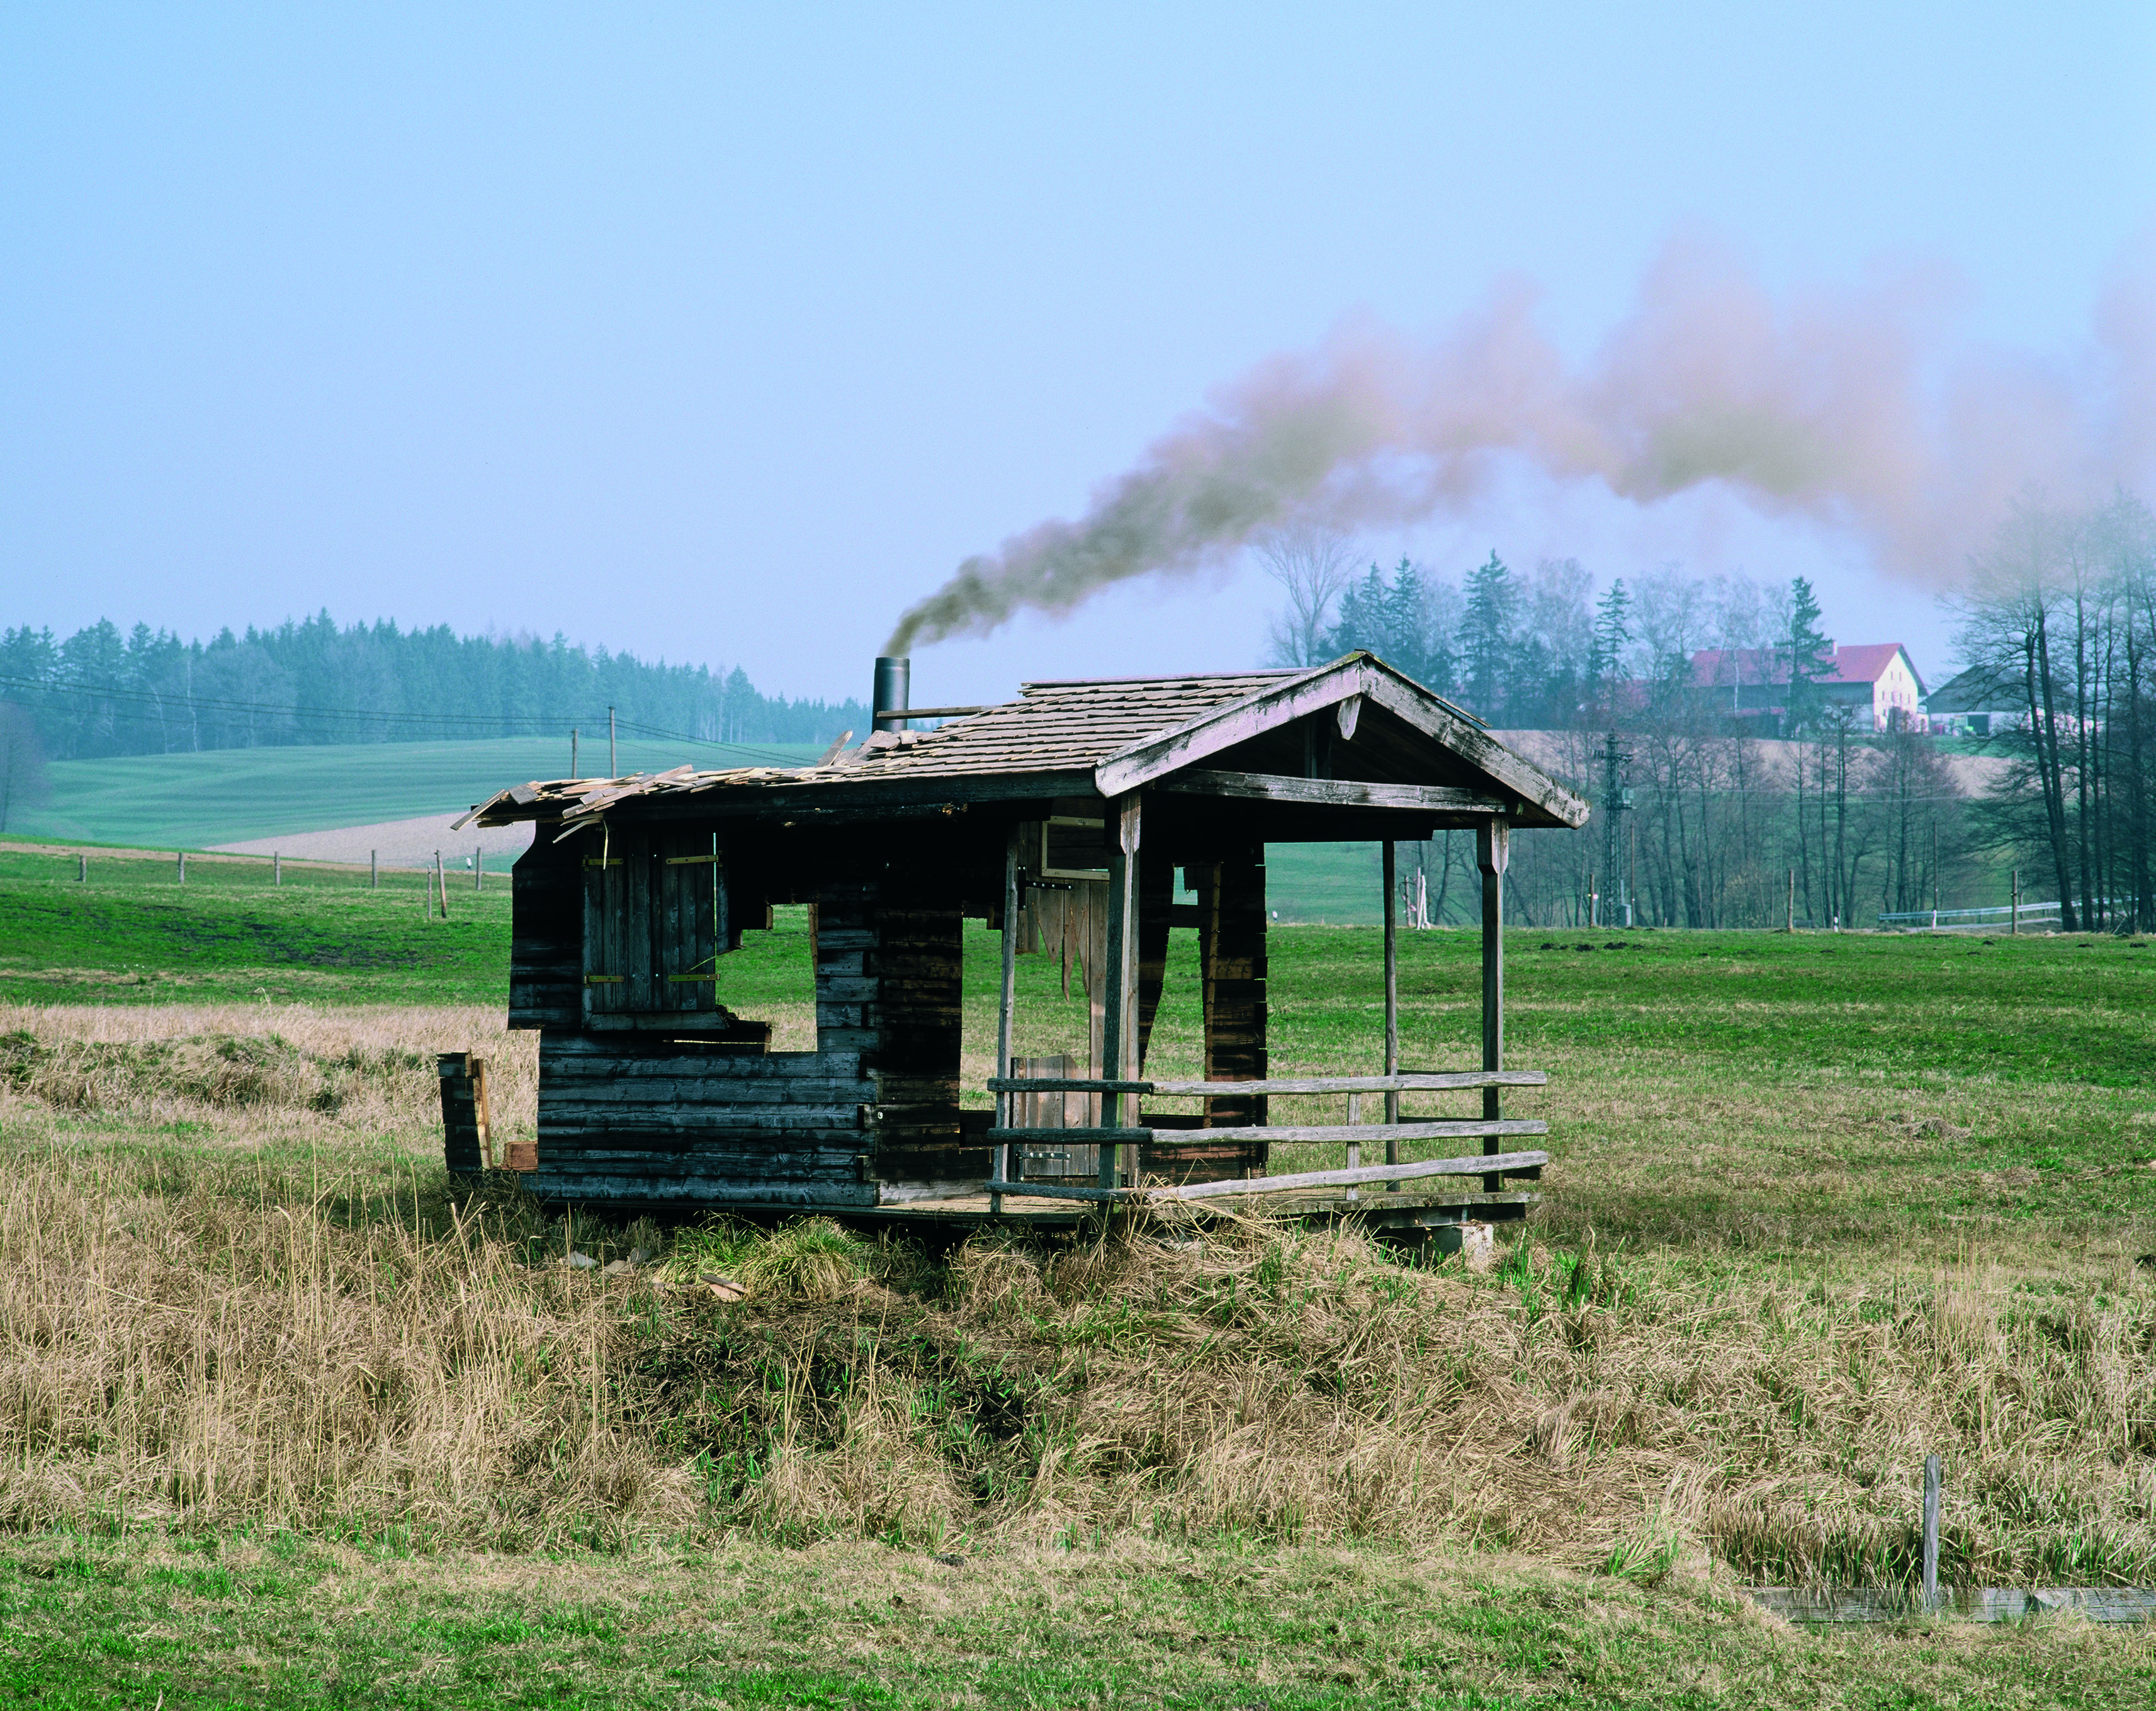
[454,652,1588,1236]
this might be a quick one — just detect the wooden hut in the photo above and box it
[454,652,1588,1238]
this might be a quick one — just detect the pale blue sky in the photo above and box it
[4,4,2152,703]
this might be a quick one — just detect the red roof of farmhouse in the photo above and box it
[1690,644,1919,692]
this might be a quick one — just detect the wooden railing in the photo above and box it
[979,1069,1549,1209]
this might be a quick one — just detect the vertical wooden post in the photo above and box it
[993,827,1022,1214]
[177,851,186,884]
[609,706,617,777]
[1786,867,1795,933]
[1587,869,1595,930]
[370,849,378,890]
[2011,868,2019,935]
[1100,793,1141,1191]
[1922,1454,1942,1612]
[1478,820,1508,1194]
[436,850,448,919]
[78,852,86,883]
[1930,818,1939,929]
[475,844,484,892]
[1345,1090,1361,1201]
[1382,839,1399,1176]
[274,852,281,886]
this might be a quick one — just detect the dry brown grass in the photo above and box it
[1,1002,2152,1591]
[0,1002,538,1136]
[634,1210,2156,1587]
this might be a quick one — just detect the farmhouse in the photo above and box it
[1690,643,1928,731]
[450,652,1588,1239]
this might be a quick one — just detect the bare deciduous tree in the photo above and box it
[1256,526,1357,667]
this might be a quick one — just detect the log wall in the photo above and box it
[509,835,581,1031]
[512,830,993,1209]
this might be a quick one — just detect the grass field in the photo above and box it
[1,844,2153,1704]
[6,736,824,850]
[0,843,511,1007]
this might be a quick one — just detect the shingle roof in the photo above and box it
[457,655,1586,831]
[835,670,1301,782]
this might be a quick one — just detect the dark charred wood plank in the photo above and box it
[509,837,582,1031]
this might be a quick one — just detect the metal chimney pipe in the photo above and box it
[873,655,910,732]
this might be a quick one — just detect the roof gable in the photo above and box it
[1094,655,1585,827]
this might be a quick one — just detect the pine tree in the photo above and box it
[1781,575,1832,735]
[1586,578,1631,694]
[1457,551,1516,720]
[1324,565,1388,659]
[1380,558,1430,682]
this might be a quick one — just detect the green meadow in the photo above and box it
[1,840,2153,1707]
[5,736,823,849]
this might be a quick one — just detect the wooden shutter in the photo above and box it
[582,832,645,1016]
[655,833,723,1012]
[583,828,725,1022]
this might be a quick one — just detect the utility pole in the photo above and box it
[609,706,617,777]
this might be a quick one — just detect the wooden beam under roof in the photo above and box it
[1149,769,1511,815]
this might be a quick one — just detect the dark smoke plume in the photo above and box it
[886,237,2154,652]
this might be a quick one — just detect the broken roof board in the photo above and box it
[461,654,1589,833]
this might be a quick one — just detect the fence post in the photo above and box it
[274,852,281,887]
[2011,869,2019,936]
[1478,820,1508,1194]
[474,844,483,892]
[370,849,378,890]
[1922,1454,1942,1612]
[1930,818,1939,930]
[993,827,1021,1215]
[1786,867,1795,933]
[177,851,186,885]
[436,850,448,919]
[78,852,86,883]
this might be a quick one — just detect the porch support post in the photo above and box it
[993,825,1021,1214]
[1477,818,1510,1193]
[1382,839,1400,1179]
[1100,792,1143,1190]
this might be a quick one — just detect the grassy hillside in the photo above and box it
[0,844,511,1007]
[5,735,823,849]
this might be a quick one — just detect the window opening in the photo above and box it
[709,902,818,1053]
